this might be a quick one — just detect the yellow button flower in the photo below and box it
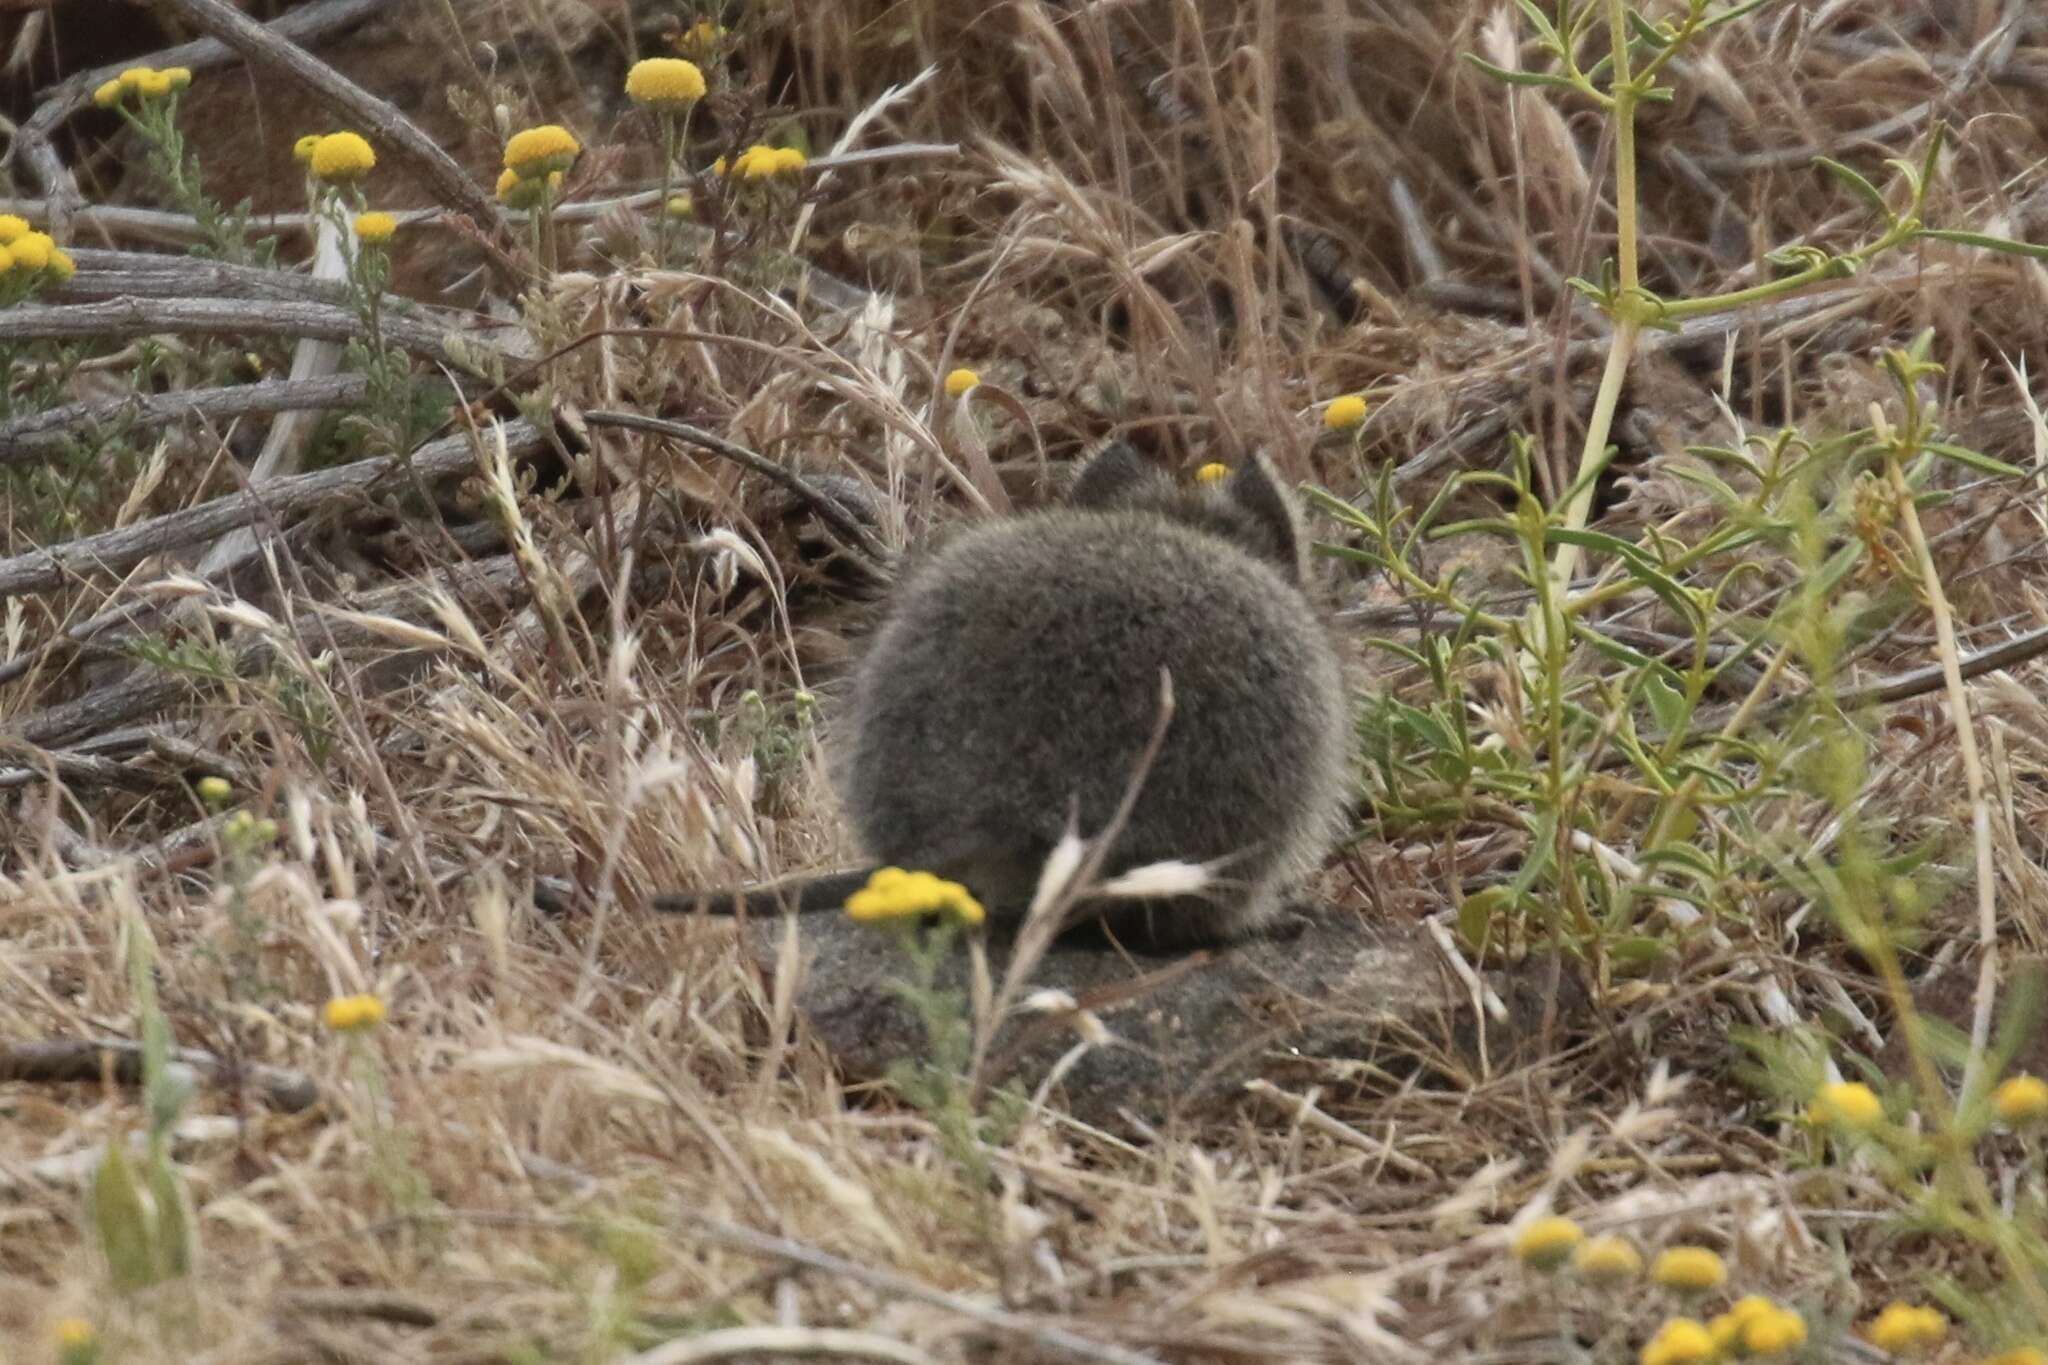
[1323,393,1368,431]
[54,1315,99,1365]
[1865,1302,1946,1355]
[47,247,76,281]
[710,155,728,177]
[1571,1234,1642,1284]
[93,78,124,108]
[504,124,581,178]
[1640,1317,1714,1365]
[1650,1246,1726,1293]
[1512,1214,1583,1273]
[310,131,376,182]
[665,194,694,218]
[626,57,707,110]
[322,993,387,1033]
[0,214,27,244]
[118,66,151,93]
[352,211,398,244]
[1997,1073,2048,1125]
[293,133,324,164]
[1806,1079,1884,1129]
[9,231,54,271]
[670,18,725,59]
[135,69,175,99]
[0,245,15,275]
[845,867,986,927]
[1743,1305,1806,1355]
[943,367,980,397]
[1986,1348,2048,1365]
[1194,462,1231,484]
[734,143,779,179]
[164,66,193,90]
[770,146,807,175]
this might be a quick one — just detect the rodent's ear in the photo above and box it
[1224,452,1309,583]
[1068,442,1172,508]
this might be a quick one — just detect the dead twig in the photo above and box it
[0,1038,321,1113]
[131,0,525,286]
[0,419,544,598]
[11,0,390,237]
[2,296,494,375]
[0,375,371,466]
[582,409,889,569]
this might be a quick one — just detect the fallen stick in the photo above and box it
[134,0,526,287]
[0,1037,321,1113]
[0,419,543,599]
[0,375,372,466]
[3,296,488,375]
[15,0,390,236]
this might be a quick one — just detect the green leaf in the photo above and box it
[1550,527,1702,628]
[1923,440,2025,479]
[1642,670,1690,736]
[1701,0,1778,28]
[1917,228,2048,261]
[1461,54,1581,91]
[1458,885,1515,953]
[1814,156,1889,220]
[91,1140,161,1293]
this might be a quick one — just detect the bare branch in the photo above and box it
[0,1038,320,1113]
[0,375,371,466]
[130,0,525,286]
[2,296,496,375]
[0,420,544,599]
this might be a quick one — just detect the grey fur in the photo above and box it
[832,445,1351,947]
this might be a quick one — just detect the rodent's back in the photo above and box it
[839,504,1348,936]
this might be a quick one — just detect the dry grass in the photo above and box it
[6,0,2048,1360]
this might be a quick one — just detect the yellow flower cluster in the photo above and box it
[303,131,376,182]
[1572,1234,1643,1284]
[1512,1214,1583,1272]
[1509,1216,1645,1284]
[1997,1073,2048,1124]
[845,867,986,927]
[626,57,707,110]
[504,124,581,178]
[1805,1079,1883,1129]
[1323,393,1368,431]
[497,167,564,209]
[714,143,806,180]
[943,367,980,397]
[1987,1348,2048,1365]
[1650,1246,1727,1293]
[1708,1296,1806,1358]
[322,993,387,1033]
[1194,462,1231,484]
[54,1315,98,1365]
[353,211,398,244]
[1641,1317,1714,1365]
[1865,1302,1946,1354]
[196,776,232,804]
[670,18,725,59]
[223,810,279,849]
[0,217,77,281]
[93,65,191,107]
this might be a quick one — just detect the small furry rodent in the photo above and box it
[660,443,1351,948]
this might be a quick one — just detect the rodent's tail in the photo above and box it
[649,867,878,917]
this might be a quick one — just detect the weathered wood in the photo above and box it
[0,419,542,599]
[0,376,372,466]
